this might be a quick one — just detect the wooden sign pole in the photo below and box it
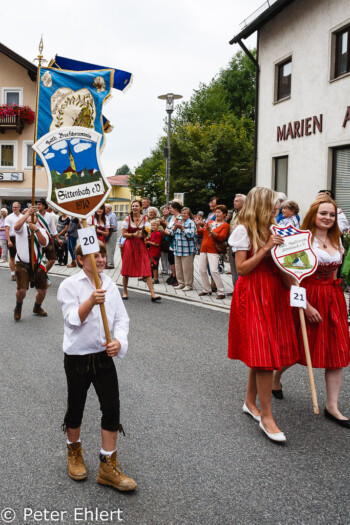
[298,307,319,414]
[31,37,45,271]
[296,283,319,415]
[81,219,111,344]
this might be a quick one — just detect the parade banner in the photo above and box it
[33,126,111,219]
[36,67,114,165]
[50,55,133,92]
[270,225,318,283]
[270,224,319,415]
[29,40,133,347]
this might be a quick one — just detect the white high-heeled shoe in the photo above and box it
[242,403,261,422]
[259,421,286,442]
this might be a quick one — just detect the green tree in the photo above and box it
[218,50,256,120]
[115,164,131,175]
[175,49,256,125]
[134,48,257,211]
[170,115,254,211]
[175,83,231,126]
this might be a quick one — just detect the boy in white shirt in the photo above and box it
[57,241,137,492]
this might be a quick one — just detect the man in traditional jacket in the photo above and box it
[13,206,49,321]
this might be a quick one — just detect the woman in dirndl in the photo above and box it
[274,195,350,428]
[228,187,299,442]
[121,200,161,302]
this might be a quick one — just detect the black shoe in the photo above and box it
[151,296,161,302]
[122,296,128,300]
[272,384,283,400]
[324,408,350,428]
[166,276,175,284]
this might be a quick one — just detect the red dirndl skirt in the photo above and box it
[228,257,299,370]
[296,276,350,369]
[121,237,152,277]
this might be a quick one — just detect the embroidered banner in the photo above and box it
[33,126,111,219]
[36,67,114,159]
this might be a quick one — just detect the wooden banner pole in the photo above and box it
[297,281,319,414]
[82,219,111,344]
[31,37,45,271]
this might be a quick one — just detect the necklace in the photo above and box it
[315,234,328,249]
[132,214,143,227]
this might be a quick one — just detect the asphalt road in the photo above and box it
[0,269,349,525]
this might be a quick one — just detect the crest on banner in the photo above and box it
[33,126,111,219]
[270,225,318,283]
[36,67,114,160]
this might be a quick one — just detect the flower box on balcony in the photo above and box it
[0,104,35,134]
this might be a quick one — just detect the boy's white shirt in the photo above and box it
[57,270,129,358]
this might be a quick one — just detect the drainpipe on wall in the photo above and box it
[231,36,259,188]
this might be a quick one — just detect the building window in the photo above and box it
[0,142,17,169]
[276,58,292,101]
[23,141,33,169]
[2,88,23,106]
[274,156,288,195]
[335,26,350,78]
[333,146,350,219]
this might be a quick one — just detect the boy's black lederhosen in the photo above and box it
[62,351,120,432]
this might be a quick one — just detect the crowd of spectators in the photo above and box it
[2,189,350,306]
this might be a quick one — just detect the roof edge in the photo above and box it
[0,42,37,80]
[229,0,295,44]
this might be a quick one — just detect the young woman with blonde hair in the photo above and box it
[228,187,299,442]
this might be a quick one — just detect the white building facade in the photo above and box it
[231,0,350,217]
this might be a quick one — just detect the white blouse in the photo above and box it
[228,224,250,252]
[87,215,110,228]
[122,215,150,230]
[312,238,343,264]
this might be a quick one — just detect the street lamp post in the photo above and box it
[158,93,183,204]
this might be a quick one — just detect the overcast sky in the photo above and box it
[2,0,260,176]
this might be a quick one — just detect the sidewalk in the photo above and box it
[0,249,233,312]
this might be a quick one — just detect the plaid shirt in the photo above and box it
[170,218,196,256]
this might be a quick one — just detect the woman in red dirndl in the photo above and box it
[228,187,299,442]
[291,197,349,427]
[121,200,161,302]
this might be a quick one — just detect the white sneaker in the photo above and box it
[174,284,185,289]
[182,286,193,291]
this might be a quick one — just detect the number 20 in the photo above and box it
[83,236,95,246]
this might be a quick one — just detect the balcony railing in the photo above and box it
[0,114,24,134]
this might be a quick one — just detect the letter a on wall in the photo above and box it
[33,126,111,219]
